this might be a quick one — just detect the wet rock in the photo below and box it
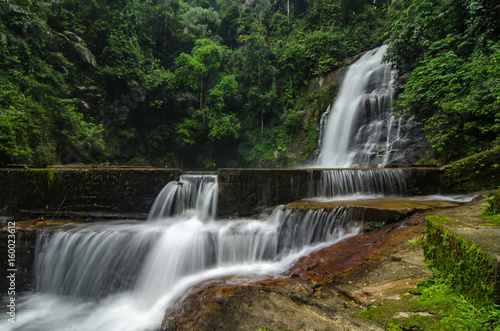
[162,211,435,330]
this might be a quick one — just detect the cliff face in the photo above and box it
[307,52,366,94]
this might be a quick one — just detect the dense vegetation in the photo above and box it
[0,0,498,167]
[0,0,388,167]
[387,0,500,162]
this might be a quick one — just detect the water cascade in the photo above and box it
[0,46,443,331]
[147,173,218,221]
[318,169,412,197]
[5,174,364,331]
[316,45,405,168]
[277,207,363,255]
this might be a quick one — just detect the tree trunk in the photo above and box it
[200,79,203,111]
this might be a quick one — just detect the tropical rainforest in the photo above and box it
[0,0,498,168]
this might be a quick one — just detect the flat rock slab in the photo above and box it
[285,198,463,212]
[426,196,500,261]
[284,198,464,226]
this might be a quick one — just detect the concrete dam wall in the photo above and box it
[0,167,443,219]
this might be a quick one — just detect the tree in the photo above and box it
[174,39,225,110]
[206,74,240,140]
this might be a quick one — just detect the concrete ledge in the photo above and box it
[443,145,500,192]
[1,167,444,219]
[424,197,500,305]
[217,168,444,217]
[285,198,464,231]
[0,169,181,217]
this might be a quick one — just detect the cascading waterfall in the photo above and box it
[34,223,158,299]
[316,45,403,168]
[4,174,363,331]
[318,169,411,197]
[277,207,363,255]
[147,173,218,221]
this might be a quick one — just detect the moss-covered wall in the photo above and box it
[217,169,321,216]
[0,169,181,217]
[443,146,500,192]
[424,216,500,306]
[217,168,443,217]
[1,167,444,219]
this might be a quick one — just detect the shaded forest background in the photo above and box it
[0,0,498,168]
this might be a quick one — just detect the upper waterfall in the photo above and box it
[316,45,402,168]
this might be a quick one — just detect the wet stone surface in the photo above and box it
[162,212,433,331]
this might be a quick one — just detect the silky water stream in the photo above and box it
[2,174,365,331]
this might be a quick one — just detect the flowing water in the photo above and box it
[316,45,403,168]
[317,169,411,197]
[2,174,363,331]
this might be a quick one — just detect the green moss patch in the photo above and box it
[444,146,500,192]
[479,214,500,226]
[357,277,500,330]
[424,217,500,306]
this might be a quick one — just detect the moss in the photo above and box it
[0,168,180,217]
[425,215,452,225]
[358,277,500,330]
[444,146,500,192]
[424,217,500,306]
[479,214,500,226]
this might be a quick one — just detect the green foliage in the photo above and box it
[388,0,500,162]
[483,191,500,216]
[175,117,206,147]
[360,276,500,330]
[181,6,221,40]
[0,0,392,168]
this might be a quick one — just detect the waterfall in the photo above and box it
[34,222,160,299]
[147,173,218,221]
[316,45,402,168]
[277,207,363,255]
[317,169,411,197]
[5,174,363,331]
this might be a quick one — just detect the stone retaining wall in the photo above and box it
[425,216,500,305]
[0,167,444,219]
[216,168,443,217]
[0,169,181,218]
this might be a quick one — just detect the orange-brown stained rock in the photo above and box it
[285,218,421,284]
[284,198,462,212]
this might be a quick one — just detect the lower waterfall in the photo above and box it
[2,175,362,331]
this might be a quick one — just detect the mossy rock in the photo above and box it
[424,216,500,306]
[443,145,500,192]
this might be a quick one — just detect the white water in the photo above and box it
[147,174,218,221]
[2,175,362,331]
[318,168,411,197]
[316,45,401,168]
